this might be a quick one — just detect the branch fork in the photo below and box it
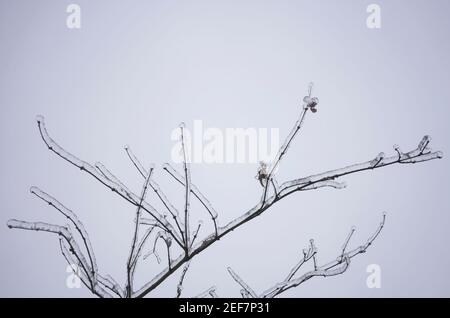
[7,84,442,297]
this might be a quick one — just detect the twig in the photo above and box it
[176,262,191,298]
[163,163,219,238]
[126,165,154,297]
[30,186,98,284]
[124,145,185,241]
[180,123,192,253]
[227,267,257,298]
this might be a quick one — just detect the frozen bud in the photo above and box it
[256,161,269,187]
[304,96,319,112]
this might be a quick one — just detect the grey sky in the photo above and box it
[0,0,449,297]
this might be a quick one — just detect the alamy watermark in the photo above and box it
[66,4,81,29]
[170,120,280,164]
[66,264,82,289]
[366,263,381,288]
[366,4,381,29]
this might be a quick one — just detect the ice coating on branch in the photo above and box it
[151,180,180,217]
[341,226,356,254]
[195,286,218,298]
[8,219,66,233]
[163,162,219,222]
[263,83,315,203]
[124,144,147,178]
[95,162,131,194]
[418,135,431,152]
[10,99,443,298]
[127,164,154,290]
[370,152,385,168]
[100,275,124,297]
[176,262,190,298]
[180,122,192,249]
[59,238,115,298]
[143,250,161,264]
[131,225,156,268]
[124,146,181,220]
[302,180,347,191]
[59,238,90,285]
[35,117,175,239]
[29,186,98,278]
[8,219,96,284]
[281,136,442,197]
[227,267,257,298]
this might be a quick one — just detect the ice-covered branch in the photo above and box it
[7,220,97,291]
[279,136,442,198]
[124,145,185,239]
[310,239,318,270]
[262,83,316,204]
[341,226,356,259]
[262,256,351,298]
[284,245,316,282]
[179,123,192,252]
[133,133,441,298]
[30,186,98,283]
[59,238,115,298]
[190,221,203,249]
[35,116,183,247]
[176,262,190,298]
[10,84,441,298]
[163,163,219,237]
[130,225,157,271]
[152,231,173,269]
[195,286,218,298]
[126,165,154,297]
[94,162,133,195]
[259,214,385,298]
[227,267,258,298]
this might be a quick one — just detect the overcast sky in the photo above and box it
[1,0,449,297]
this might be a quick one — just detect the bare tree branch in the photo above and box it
[180,122,192,253]
[176,262,190,298]
[7,85,442,298]
[7,220,102,293]
[126,165,154,297]
[258,213,386,298]
[124,145,185,240]
[262,82,316,204]
[163,163,219,237]
[227,267,258,298]
[35,115,183,247]
[30,186,98,284]
[195,286,218,298]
